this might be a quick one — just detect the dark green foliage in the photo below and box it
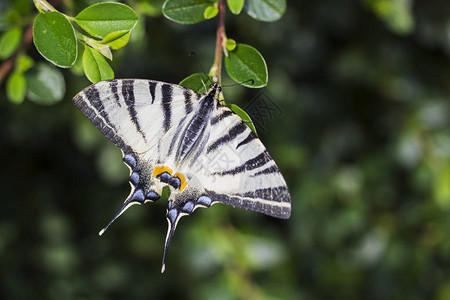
[1,0,450,299]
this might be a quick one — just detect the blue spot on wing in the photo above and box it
[197,195,212,207]
[123,154,137,168]
[167,208,178,223]
[131,189,145,203]
[182,201,194,213]
[146,191,160,201]
[130,171,139,185]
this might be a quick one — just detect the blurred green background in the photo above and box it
[1,0,450,299]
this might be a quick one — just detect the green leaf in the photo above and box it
[225,43,268,88]
[26,63,65,105]
[226,104,258,135]
[245,0,286,22]
[162,0,211,24]
[227,0,244,15]
[204,6,218,19]
[101,30,131,50]
[6,72,26,104]
[83,46,114,83]
[75,2,138,39]
[225,38,236,51]
[33,12,77,68]
[15,54,34,73]
[0,27,22,59]
[80,35,112,60]
[179,73,212,94]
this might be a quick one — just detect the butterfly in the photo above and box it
[73,79,291,272]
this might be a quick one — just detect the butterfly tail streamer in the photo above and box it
[98,198,139,236]
[161,207,183,273]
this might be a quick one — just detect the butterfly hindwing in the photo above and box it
[73,79,202,233]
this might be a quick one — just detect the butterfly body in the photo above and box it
[73,79,291,272]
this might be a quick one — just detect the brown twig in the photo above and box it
[212,0,225,83]
[0,24,34,84]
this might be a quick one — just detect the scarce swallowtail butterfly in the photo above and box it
[73,79,291,273]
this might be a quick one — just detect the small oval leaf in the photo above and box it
[204,6,218,19]
[83,46,114,83]
[245,0,286,22]
[225,38,236,51]
[15,54,34,73]
[226,103,258,135]
[227,0,244,15]
[0,27,22,59]
[179,73,212,94]
[225,43,268,88]
[26,63,65,105]
[33,12,77,68]
[6,72,26,104]
[162,0,211,24]
[101,30,131,50]
[75,2,138,39]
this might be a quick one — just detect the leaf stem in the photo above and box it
[211,0,225,84]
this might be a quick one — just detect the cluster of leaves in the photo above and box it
[33,0,138,82]
[0,0,138,104]
[0,20,65,105]
[164,0,286,91]
[1,0,285,108]
[163,0,285,134]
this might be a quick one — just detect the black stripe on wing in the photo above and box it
[109,80,121,107]
[212,150,271,176]
[122,79,147,142]
[183,90,193,114]
[206,122,248,154]
[149,81,157,104]
[236,132,257,149]
[251,165,280,177]
[161,84,172,132]
[73,85,131,153]
[210,109,233,125]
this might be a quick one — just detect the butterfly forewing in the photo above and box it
[195,106,291,219]
[73,79,201,154]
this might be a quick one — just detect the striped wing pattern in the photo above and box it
[194,106,291,218]
[73,79,291,272]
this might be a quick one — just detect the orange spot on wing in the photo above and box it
[153,166,173,177]
[173,172,187,191]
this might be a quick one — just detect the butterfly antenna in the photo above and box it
[222,79,254,88]
[98,199,135,236]
[188,51,215,88]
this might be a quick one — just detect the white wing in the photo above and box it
[73,79,199,154]
[73,81,291,273]
[187,106,291,219]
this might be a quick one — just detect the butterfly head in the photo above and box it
[207,82,222,100]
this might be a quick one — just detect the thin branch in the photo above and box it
[212,0,225,83]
